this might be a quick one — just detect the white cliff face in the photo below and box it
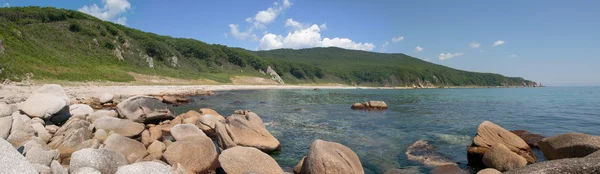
[114,47,124,61]
[266,66,284,84]
[170,56,178,67]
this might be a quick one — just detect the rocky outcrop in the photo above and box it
[538,133,600,160]
[482,143,527,172]
[19,84,71,124]
[0,138,38,174]
[504,157,600,174]
[298,139,364,174]
[510,130,545,148]
[351,101,388,110]
[116,96,173,123]
[405,140,455,167]
[215,111,280,152]
[219,146,284,174]
[93,117,145,137]
[116,161,174,174]
[163,136,218,174]
[69,148,128,174]
[266,66,285,84]
[104,134,148,163]
[181,110,224,138]
[467,121,535,167]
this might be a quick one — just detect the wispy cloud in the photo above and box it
[509,54,517,58]
[439,52,464,60]
[492,40,505,47]
[3,3,9,7]
[380,41,389,52]
[391,36,404,43]
[78,0,131,25]
[469,42,480,48]
[229,0,292,40]
[414,46,423,53]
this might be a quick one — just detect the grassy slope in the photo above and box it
[0,7,535,87]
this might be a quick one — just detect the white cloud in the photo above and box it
[253,0,291,26]
[439,52,464,60]
[414,46,423,53]
[245,18,253,23]
[380,41,389,52]
[319,23,327,30]
[229,24,257,41]
[284,18,304,30]
[3,3,9,7]
[509,54,517,58]
[391,36,404,43]
[492,40,505,47]
[259,24,375,51]
[79,0,131,25]
[469,42,480,48]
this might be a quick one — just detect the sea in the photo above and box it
[173,87,600,173]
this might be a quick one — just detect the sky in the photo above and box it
[2,0,599,86]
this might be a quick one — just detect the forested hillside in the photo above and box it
[0,7,536,87]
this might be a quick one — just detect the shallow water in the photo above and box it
[173,87,600,173]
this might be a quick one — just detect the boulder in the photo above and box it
[25,143,60,166]
[87,110,119,123]
[585,150,600,158]
[143,140,166,161]
[19,84,70,124]
[538,133,600,160]
[219,146,283,174]
[482,143,527,172]
[477,168,501,174]
[104,133,148,163]
[351,101,387,110]
[511,130,545,148]
[0,102,18,117]
[0,138,38,174]
[45,125,58,134]
[142,126,163,146]
[163,136,218,174]
[93,129,109,143]
[504,157,600,174]
[430,164,467,174]
[7,112,36,147]
[50,160,68,174]
[116,96,174,123]
[162,95,178,104]
[299,139,364,174]
[467,121,534,167]
[100,93,114,104]
[31,122,52,143]
[69,148,128,174]
[94,117,145,137]
[293,156,306,174]
[170,124,206,141]
[116,161,175,174]
[0,115,13,139]
[199,108,223,117]
[158,116,182,133]
[350,103,367,110]
[181,110,224,139]
[33,163,52,174]
[405,140,455,166]
[72,167,102,174]
[31,117,45,125]
[69,104,94,118]
[48,119,95,162]
[215,111,280,152]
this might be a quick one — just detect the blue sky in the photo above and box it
[2,0,599,86]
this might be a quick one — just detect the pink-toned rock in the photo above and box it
[299,139,364,174]
[215,111,280,152]
[467,121,535,167]
[219,146,283,174]
[163,136,218,174]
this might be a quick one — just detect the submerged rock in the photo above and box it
[405,140,455,167]
[467,121,535,167]
[116,96,173,123]
[215,111,280,152]
[219,146,283,174]
[299,139,364,174]
[538,133,600,160]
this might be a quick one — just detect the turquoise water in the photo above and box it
[173,87,600,173]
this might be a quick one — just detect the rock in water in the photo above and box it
[467,121,535,167]
[0,138,38,174]
[477,168,501,174]
[405,140,455,167]
[299,139,364,174]
[100,93,114,104]
[219,146,284,174]
[19,84,70,124]
[116,161,174,174]
[163,136,218,173]
[504,157,600,174]
[482,143,527,172]
[69,148,128,174]
[103,133,148,163]
[538,133,600,160]
[93,117,145,137]
[510,130,545,148]
[215,111,280,152]
[430,164,467,174]
[351,101,388,110]
[116,96,173,123]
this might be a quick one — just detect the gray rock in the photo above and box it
[93,117,144,137]
[51,160,68,174]
[72,167,102,174]
[69,148,128,174]
[7,112,35,147]
[116,161,175,174]
[219,146,283,174]
[170,124,206,141]
[31,117,45,125]
[69,104,95,118]
[33,163,52,174]
[31,122,52,143]
[504,157,600,174]
[0,102,18,117]
[0,115,13,139]
[48,119,94,161]
[45,125,59,134]
[477,168,501,174]
[538,133,600,160]
[116,96,173,123]
[0,138,38,174]
[100,93,114,104]
[19,84,70,123]
[25,143,59,166]
[87,110,118,123]
[104,133,147,163]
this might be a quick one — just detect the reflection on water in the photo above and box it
[173,87,600,174]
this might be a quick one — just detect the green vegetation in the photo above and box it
[0,6,535,87]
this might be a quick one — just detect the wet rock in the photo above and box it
[467,121,534,167]
[163,136,218,174]
[430,164,467,174]
[0,138,38,174]
[482,143,527,172]
[116,96,173,123]
[511,130,545,148]
[215,111,280,152]
[219,146,283,174]
[0,115,13,139]
[69,104,94,118]
[104,133,148,163]
[94,117,145,137]
[504,157,600,174]
[405,140,455,166]
[299,139,364,174]
[50,160,68,174]
[100,93,114,104]
[19,84,70,124]
[69,148,128,174]
[538,133,600,160]
[116,161,174,174]
[170,124,206,141]
[477,168,501,174]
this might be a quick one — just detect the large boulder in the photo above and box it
[510,130,545,148]
[0,115,13,139]
[48,119,97,163]
[94,117,145,137]
[538,133,600,160]
[143,140,166,161]
[24,142,60,166]
[219,146,283,174]
[351,101,388,110]
[467,121,534,167]
[69,104,94,118]
[0,102,18,117]
[163,136,218,173]
[100,93,114,104]
[116,96,173,123]
[87,110,119,123]
[7,112,36,147]
[504,157,600,174]
[215,111,280,152]
[299,139,364,174]
[0,138,38,174]
[405,140,455,166]
[181,110,225,138]
[116,161,174,174]
[104,133,148,163]
[170,124,206,141]
[69,148,128,174]
[51,160,68,174]
[482,143,527,172]
[19,84,70,124]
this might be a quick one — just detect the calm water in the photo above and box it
[173,87,600,173]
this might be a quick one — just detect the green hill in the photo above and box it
[0,6,536,87]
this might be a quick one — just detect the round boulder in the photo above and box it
[219,146,283,174]
[538,133,600,160]
[299,139,364,174]
[99,93,114,104]
[467,121,535,167]
[116,96,173,123]
[103,134,147,163]
[163,136,218,174]
[215,111,280,152]
[93,117,144,137]
[19,84,70,123]
[482,143,527,172]
[69,104,94,118]
[116,161,174,174]
[69,148,128,174]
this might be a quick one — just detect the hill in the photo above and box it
[0,7,536,87]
